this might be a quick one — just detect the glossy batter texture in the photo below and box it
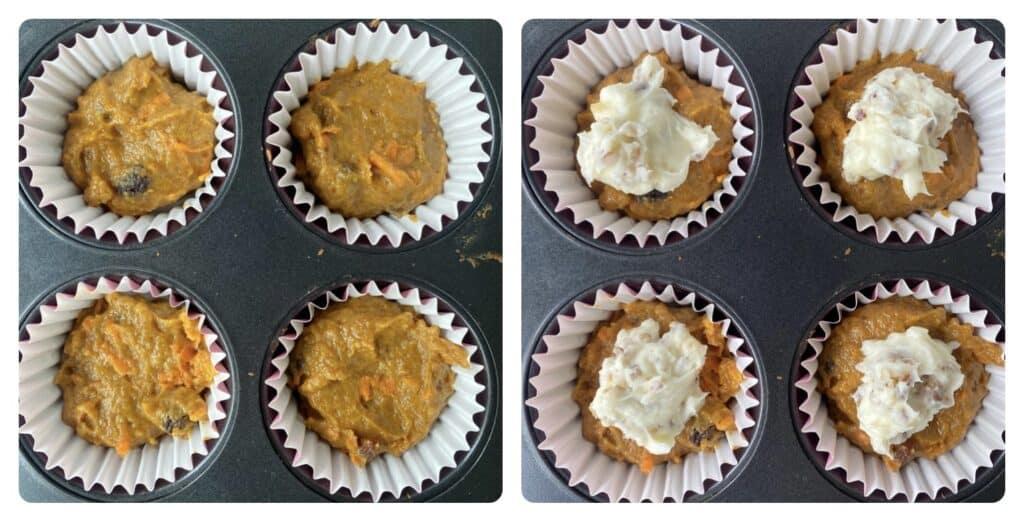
[576,52,734,221]
[816,297,1004,470]
[572,301,743,474]
[54,293,215,456]
[61,55,217,216]
[286,296,469,467]
[289,60,449,219]
[811,51,980,218]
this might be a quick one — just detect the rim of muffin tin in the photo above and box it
[17,268,240,502]
[261,19,501,253]
[17,19,241,251]
[522,273,768,501]
[520,18,763,256]
[258,274,498,501]
[783,19,1006,250]
[787,272,1005,502]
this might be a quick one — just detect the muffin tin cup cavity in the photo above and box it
[523,19,758,250]
[263,279,487,501]
[265,21,493,249]
[524,279,762,502]
[786,19,1005,245]
[18,21,238,247]
[18,274,234,498]
[793,278,1005,501]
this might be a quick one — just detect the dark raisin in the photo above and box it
[115,166,150,197]
[689,426,717,446]
[162,415,189,432]
[640,189,669,201]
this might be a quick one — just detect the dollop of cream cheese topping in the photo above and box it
[842,66,965,199]
[853,326,964,458]
[589,319,708,455]
[576,55,719,196]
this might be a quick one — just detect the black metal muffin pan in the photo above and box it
[521,18,1004,502]
[19,18,502,502]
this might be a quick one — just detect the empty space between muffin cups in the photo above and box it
[794,279,1005,500]
[525,280,761,502]
[264,21,492,248]
[18,22,237,246]
[264,280,487,501]
[787,19,1005,245]
[524,19,757,249]
[18,275,233,497]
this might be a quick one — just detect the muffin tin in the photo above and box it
[521,19,1004,502]
[19,18,502,502]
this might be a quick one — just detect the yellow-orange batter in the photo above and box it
[290,60,448,218]
[62,55,217,216]
[54,293,214,456]
[286,296,468,467]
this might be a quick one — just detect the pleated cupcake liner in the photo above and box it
[264,280,486,501]
[525,280,760,501]
[525,19,756,248]
[18,21,236,245]
[265,21,492,248]
[787,18,1005,244]
[18,275,232,495]
[794,278,1005,500]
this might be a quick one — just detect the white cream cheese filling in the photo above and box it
[842,66,965,199]
[576,55,719,196]
[853,326,964,458]
[589,319,708,455]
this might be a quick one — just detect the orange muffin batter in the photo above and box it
[812,51,980,219]
[576,52,735,221]
[572,301,743,473]
[286,296,468,467]
[289,60,448,219]
[54,293,215,456]
[816,297,1003,470]
[62,55,217,216]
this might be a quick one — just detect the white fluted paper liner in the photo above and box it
[19,22,236,244]
[525,281,760,501]
[795,279,1005,500]
[788,19,1005,244]
[18,276,232,495]
[266,22,491,247]
[525,20,755,248]
[265,281,486,501]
